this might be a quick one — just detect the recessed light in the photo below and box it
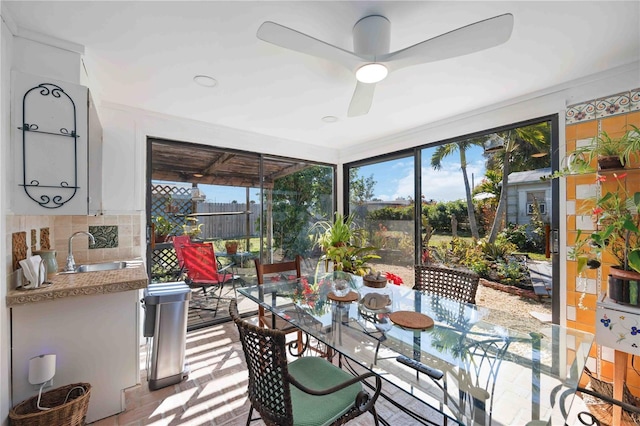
[193,75,217,87]
[193,173,204,178]
[321,116,339,123]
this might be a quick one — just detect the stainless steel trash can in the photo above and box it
[143,281,191,390]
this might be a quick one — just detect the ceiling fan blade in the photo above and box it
[381,13,514,71]
[347,81,376,117]
[257,21,365,70]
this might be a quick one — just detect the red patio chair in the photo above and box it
[172,235,192,278]
[181,243,236,315]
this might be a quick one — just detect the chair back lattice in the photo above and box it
[414,265,480,305]
[229,300,294,426]
[181,243,225,284]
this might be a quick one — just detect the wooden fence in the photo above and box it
[198,202,261,240]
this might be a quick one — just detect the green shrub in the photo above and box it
[496,259,525,285]
[467,258,491,278]
[366,206,413,221]
[498,220,546,254]
[479,237,517,261]
[499,224,528,251]
[422,200,468,233]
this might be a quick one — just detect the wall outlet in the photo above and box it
[32,378,53,390]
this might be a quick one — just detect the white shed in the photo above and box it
[505,168,551,227]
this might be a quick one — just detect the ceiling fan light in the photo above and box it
[355,63,388,83]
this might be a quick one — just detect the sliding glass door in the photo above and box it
[258,156,334,268]
[346,155,416,287]
[344,116,558,324]
[147,138,335,329]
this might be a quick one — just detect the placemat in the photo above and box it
[328,291,359,303]
[389,311,434,330]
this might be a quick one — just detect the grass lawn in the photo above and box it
[428,233,474,245]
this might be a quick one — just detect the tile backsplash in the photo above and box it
[89,225,119,249]
[6,214,144,276]
[11,232,27,272]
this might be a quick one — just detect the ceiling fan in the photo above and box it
[257,13,514,117]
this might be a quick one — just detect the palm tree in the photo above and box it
[486,123,549,243]
[431,140,483,239]
[474,169,502,200]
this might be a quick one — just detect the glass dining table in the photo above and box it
[238,279,594,426]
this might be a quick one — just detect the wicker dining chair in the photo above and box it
[229,300,381,426]
[414,264,480,305]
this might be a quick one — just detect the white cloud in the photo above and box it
[421,160,486,202]
[359,148,487,202]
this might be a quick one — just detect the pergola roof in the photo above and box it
[150,138,312,188]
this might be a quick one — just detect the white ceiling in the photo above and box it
[4,1,639,150]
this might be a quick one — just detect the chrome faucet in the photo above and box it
[65,231,96,272]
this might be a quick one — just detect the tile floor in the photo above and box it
[89,319,449,426]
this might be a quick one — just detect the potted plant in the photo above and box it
[313,213,379,276]
[181,217,203,239]
[225,240,239,254]
[153,215,176,243]
[548,126,640,180]
[589,173,640,304]
[568,230,602,309]
[578,126,640,171]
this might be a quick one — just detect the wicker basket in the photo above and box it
[9,383,91,426]
[583,369,640,426]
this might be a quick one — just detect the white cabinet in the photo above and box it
[11,291,140,423]
[11,71,102,215]
[596,295,640,355]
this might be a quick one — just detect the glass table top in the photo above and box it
[239,280,594,426]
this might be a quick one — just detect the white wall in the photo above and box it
[98,103,340,215]
[1,10,14,426]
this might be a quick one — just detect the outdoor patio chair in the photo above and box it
[229,299,381,426]
[180,243,237,315]
[172,235,192,278]
[254,256,306,355]
[414,264,480,305]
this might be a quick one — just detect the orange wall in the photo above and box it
[565,89,640,391]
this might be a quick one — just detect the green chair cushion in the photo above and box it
[289,357,363,426]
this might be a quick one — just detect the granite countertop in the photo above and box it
[6,260,149,307]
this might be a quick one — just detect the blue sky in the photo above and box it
[354,145,487,202]
[201,186,260,204]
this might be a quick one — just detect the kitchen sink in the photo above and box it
[73,261,128,273]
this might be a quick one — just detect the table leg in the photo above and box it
[271,291,277,329]
[613,350,628,426]
[531,332,542,421]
